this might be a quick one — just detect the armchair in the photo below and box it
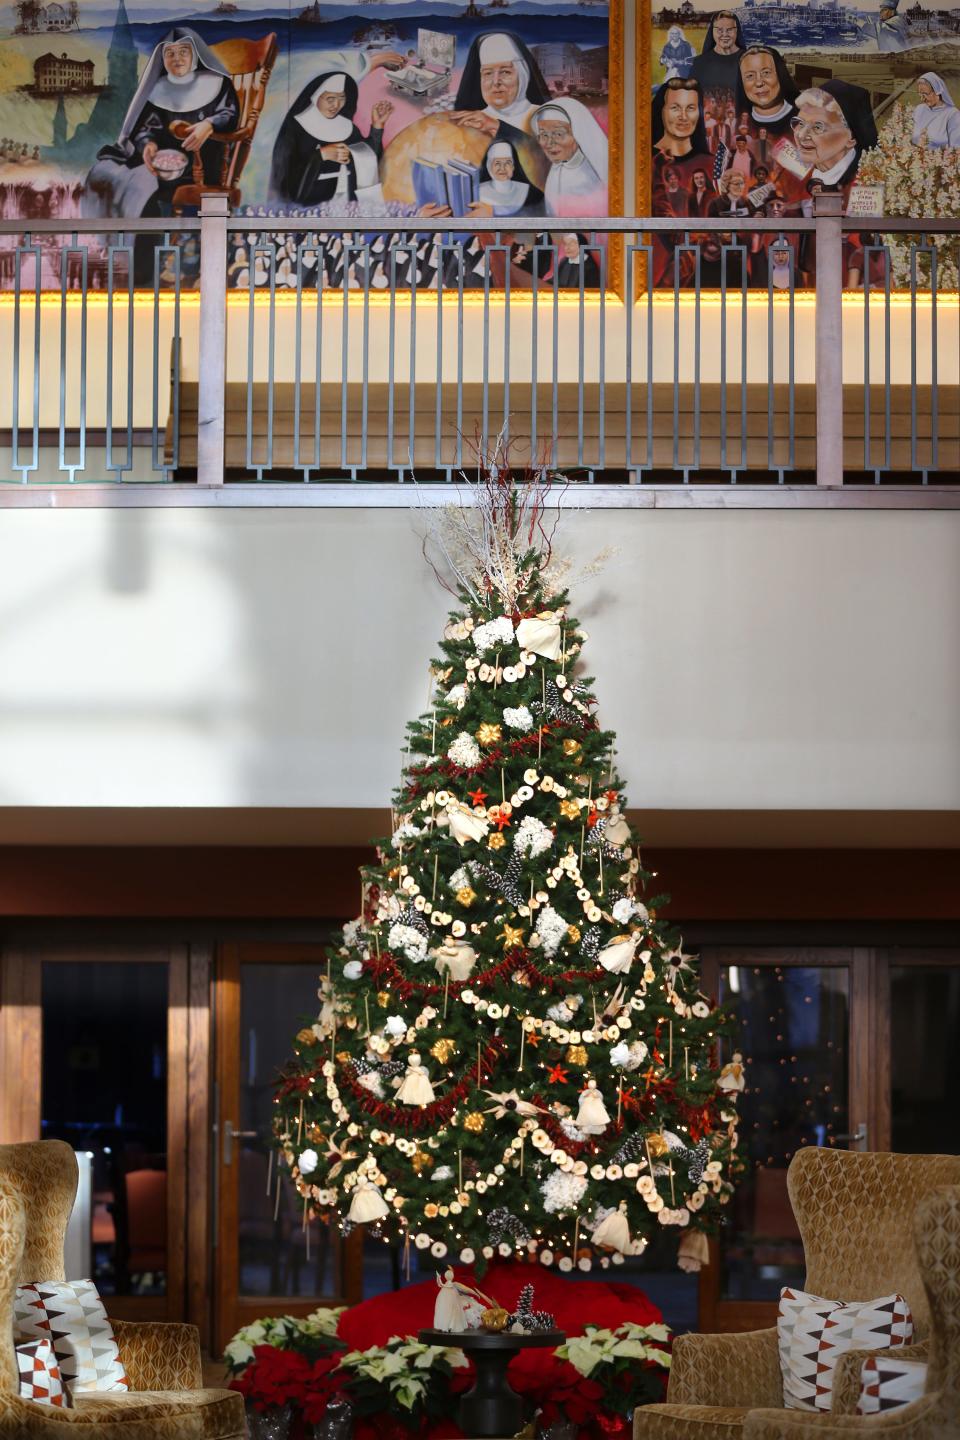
[634,1147,960,1440]
[0,1140,245,1438]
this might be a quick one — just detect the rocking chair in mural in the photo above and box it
[171,32,278,213]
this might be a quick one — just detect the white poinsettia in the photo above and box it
[384,1014,408,1037]
[472,615,515,654]
[297,1148,318,1175]
[447,732,482,767]
[387,923,428,962]
[535,904,568,958]
[514,815,554,858]
[392,821,422,848]
[541,1169,588,1214]
[503,705,534,731]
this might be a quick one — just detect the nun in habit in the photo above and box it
[735,46,799,141]
[474,140,544,217]
[452,31,551,143]
[269,71,392,208]
[911,73,960,148]
[531,98,608,217]
[84,28,239,218]
[690,10,747,97]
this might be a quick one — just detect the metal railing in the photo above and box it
[0,196,958,488]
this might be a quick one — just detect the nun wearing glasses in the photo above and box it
[269,70,393,208]
[83,27,239,217]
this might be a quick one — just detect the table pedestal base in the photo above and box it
[459,1346,523,1438]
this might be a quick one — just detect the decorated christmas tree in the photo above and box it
[274,463,742,1279]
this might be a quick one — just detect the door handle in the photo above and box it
[223,1121,258,1166]
[834,1123,868,1150]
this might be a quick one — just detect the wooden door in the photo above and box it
[0,941,208,1327]
[212,942,362,1354]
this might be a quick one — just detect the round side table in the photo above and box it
[418,1327,565,1439]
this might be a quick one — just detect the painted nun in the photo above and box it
[532,98,608,217]
[475,140,544,216]
[269,71,388,208]
[911,73,960,148]
[84,28,239,218]
[453,32,551,143]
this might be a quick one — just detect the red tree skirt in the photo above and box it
[339,1263,662,1350]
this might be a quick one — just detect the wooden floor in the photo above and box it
[165,382,960,479]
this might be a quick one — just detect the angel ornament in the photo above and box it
[576,1079,611,1135]
[348,1179,389,1224]
[395,1052,436,1106]
[717,1052,746,1094]
[433,1269,493,1332]
[591,1201,640,1255]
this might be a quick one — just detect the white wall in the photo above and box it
[0,505,957,815]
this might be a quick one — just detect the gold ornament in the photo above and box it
[463,1111,486,1133]
[480,1307,510,1333]
[647,1133,669,1159]
[377,991,391,1008]
[456,886,477,908]
[477,723,503,746]
[562,739,581,757]
[431,1038,456,1064]
[560,799,581,820]
[499,922,525,950]
[411,1147,434,1175]
[488,833,506,850]
[296,1027,315,1046]
[566,925,582,944]
[566,1044,589,1066]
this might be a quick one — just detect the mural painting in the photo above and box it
[649,0,960,286]
[0,0,618,289]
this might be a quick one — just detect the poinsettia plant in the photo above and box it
[337,1338,469,1430]
[539,1323,671,1433]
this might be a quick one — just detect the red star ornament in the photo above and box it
[467,788,488,807]
[546,1063,569,1084]
[493,810,512,831]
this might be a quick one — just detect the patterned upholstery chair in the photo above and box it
[0,1140,246,1438]
[634,1147,960,1440]
[743,1183,960,1437]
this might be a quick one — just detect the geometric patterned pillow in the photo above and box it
[778,1287,913,1412]
[13,1280,129,1395]
[857,1356,928,1415]
[16,1339,69,1408]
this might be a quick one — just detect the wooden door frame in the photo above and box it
[0,940,210,1331]
[212,941,362,1355]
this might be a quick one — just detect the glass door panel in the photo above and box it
[237,961,337,1299]
[214,943,360,1352]
[699,950,857,1330]
[886,956,960,1155]
[41,961,170,1299]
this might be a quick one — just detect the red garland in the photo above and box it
[361,949,606,1001]
[337,1036,506,1131]
[402,714,602,802]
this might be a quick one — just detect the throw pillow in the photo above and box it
[13,1279,129,1395]
[16,1339,68,1408]
[778,1286,913,1412]
[857,1355,927,1414]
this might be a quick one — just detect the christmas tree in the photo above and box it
[274,463,742,1278]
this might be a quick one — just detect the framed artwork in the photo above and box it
[641,0,960,289]
[0,0,624,293]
